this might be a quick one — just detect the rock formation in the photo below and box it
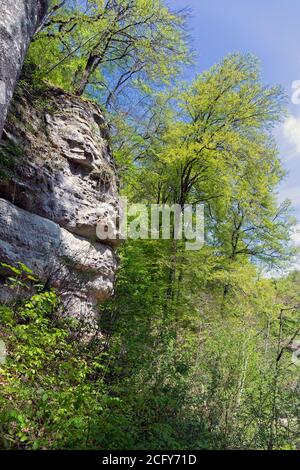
[0,0,49,136]
[0,86,120,334]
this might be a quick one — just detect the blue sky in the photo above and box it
[169,0,300,242]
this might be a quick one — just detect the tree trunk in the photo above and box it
[76,54,100,97]
[0,0,49,137]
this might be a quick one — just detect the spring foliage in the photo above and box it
[1,0,300,450]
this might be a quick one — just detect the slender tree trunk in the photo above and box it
[76,54,100,96]
[0,0,49,137]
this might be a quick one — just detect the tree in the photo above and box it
[27,0,190,108]
[129,54,295,267]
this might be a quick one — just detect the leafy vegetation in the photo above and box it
[1,0,300,450]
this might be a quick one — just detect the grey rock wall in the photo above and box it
[0,87,120,333]
[0,0,49,136]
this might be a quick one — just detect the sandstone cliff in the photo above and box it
[0,86,119,333]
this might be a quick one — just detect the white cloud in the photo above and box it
[274,114,300,163]
[275,115,300,213]
[283,116,300,154]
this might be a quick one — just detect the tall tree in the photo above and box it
[129,55,295,267]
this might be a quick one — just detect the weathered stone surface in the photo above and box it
[0,198,117,322]
[0,88,120,244]
[0,87,120,328]
[0,0,49,136]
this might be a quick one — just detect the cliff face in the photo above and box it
[0,87,119,333]
[0,0,49,136]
